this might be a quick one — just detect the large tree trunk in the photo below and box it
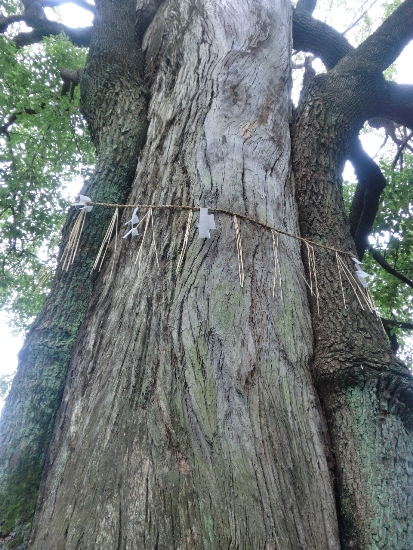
[2,0,413,548]
[28,0,341,548]
[291,53,413,548]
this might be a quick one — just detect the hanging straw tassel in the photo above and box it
[306,242,320,316]
[233,215,245,288]
[176,210,193,274]
[135,209,152,278]
[336,254,375,312]
[92,208,119,273]
[336,251,347,310]
[60,208,87,271]
[34,265,54,293]
[150,208,159,267]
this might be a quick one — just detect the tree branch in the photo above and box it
[369,246,413,289]
[339,0,413,74]
[391,131,413,170]
[375,82,413,130]
[342,0,381,35]
[60,68,83,97]
[349,139,386,258]
[382,317,413,353]
[292,9,353,70]
[1,1,92,47]
[295,0,318,16]
[383,318,413,331]
[293,2,413,80]
[14,22,92,48]
[0,13,26,33]
[0,106,45,136]
[292,8,413,263]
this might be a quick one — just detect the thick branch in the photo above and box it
[348,138,386,258]
[292,8,413,264]
[369,246,413,289]
[375,82,413,130]
[1,0,92,47]
[0,13,26,33]
[292,9,353,69]
[60,68,83,96]
[14,22,92,48]
[340,0,413,74]
[295,0,318,16]
[383,318,413,331]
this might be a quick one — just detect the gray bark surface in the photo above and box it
[29,0,340,548]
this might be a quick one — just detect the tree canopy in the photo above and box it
[0,24,93,331]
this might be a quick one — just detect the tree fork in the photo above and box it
[0,0,155,545]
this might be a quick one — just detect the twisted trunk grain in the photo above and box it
[29,1,340,548]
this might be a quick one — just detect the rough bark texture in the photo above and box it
[291,53,413,550]
[1,0,413,548]
[28,1,341,548]
[0,0,149,545]
[290,5,413,543]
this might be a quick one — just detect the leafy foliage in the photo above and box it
[0,371,14,399]
[344,154,413,367]
[365,156,413,366]
[0,33,94,331]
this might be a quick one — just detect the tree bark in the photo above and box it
[0,0,149,544]
[28,0,340,548]
[2,0,413,548]
[291,30,413,548]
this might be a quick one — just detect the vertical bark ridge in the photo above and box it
[292,65,413,548]
[30,0,340,548]
[0,0,157,546]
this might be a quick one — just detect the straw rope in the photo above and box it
[83,201,354,257]
[61,199,378,319]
